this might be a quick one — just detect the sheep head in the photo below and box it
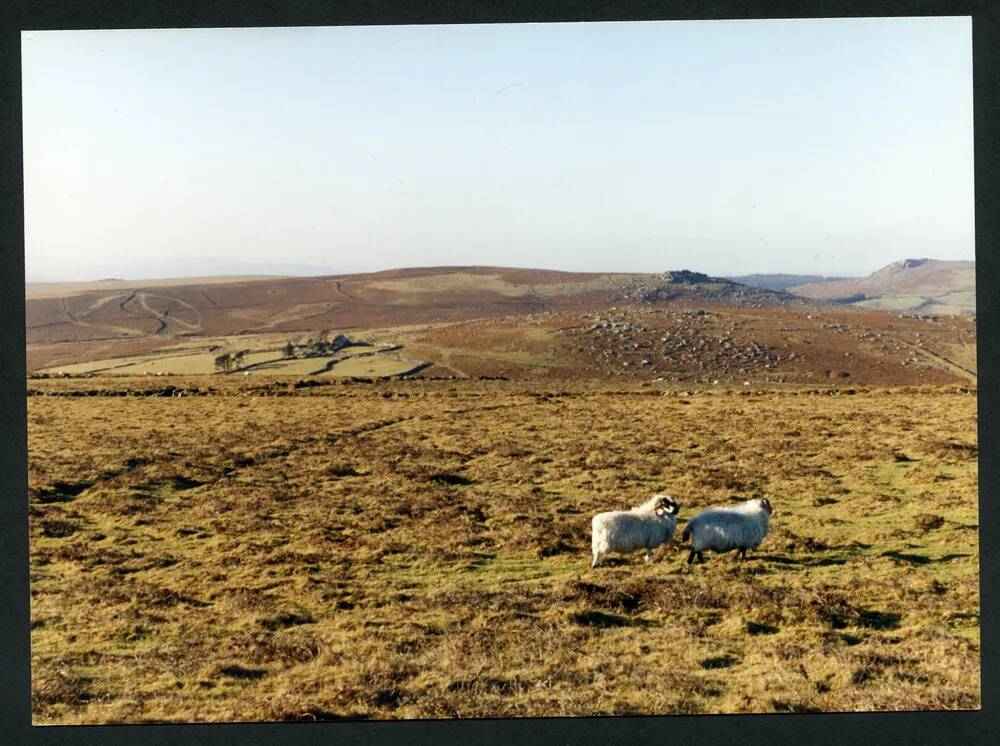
[653,494,679,517]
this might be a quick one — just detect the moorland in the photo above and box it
[27,265,980,721]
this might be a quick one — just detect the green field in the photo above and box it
[318,355,425,377]
[40,349,281,376]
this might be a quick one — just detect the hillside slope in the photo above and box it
[26,265,977,386]
[25,266,804,350]
[789,259,975,315]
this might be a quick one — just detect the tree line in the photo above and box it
[213,350,248,373]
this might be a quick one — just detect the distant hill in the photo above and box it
[25,264,977,386]
[724,274,852,293]
[24,266,807,351]
[25,265,814,372]
[788,259,975,315]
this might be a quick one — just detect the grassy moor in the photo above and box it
[26,267,979,722]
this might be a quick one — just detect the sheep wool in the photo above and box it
[681,498,773,564]
[591,494,679,568]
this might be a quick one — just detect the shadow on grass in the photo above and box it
[569,609,653,628]
[700,654,739,669]
[857,610,902,630]
[217,664,267,680]
[880,550,972,565]
[771,700,823,713]
[592,556,632,567]
[170,476,205,491]
[33,481,94,504]
[755,554,847,567]
[746,621,780,635]
[428,473,474,486]
[279,709,369,721]
[821,606,902,631]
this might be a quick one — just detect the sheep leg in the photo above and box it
[687,549,697,565]
[738,547,748,560]
[697,551,705,564]
[592,552,602,568]
[644,549,653,563]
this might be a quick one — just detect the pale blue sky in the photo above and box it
[22,17,974,281]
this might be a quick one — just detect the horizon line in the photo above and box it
[24,256,976,285]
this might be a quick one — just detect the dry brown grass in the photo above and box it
[27,378,979,722]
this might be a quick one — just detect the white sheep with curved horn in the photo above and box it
[590,494,680,568]
[681,498,773,564]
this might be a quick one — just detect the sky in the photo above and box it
[22,17,974,281]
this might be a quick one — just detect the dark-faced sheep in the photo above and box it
[591,494,679,568]
[681,498,773,564]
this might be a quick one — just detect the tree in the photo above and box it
[214,353,233,373]
[283,341,295,359]
[233,350,247,369]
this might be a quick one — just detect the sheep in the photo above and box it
[681,498,772,564]
[591,494,679,568]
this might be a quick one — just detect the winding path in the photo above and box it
[138,293,203,333]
